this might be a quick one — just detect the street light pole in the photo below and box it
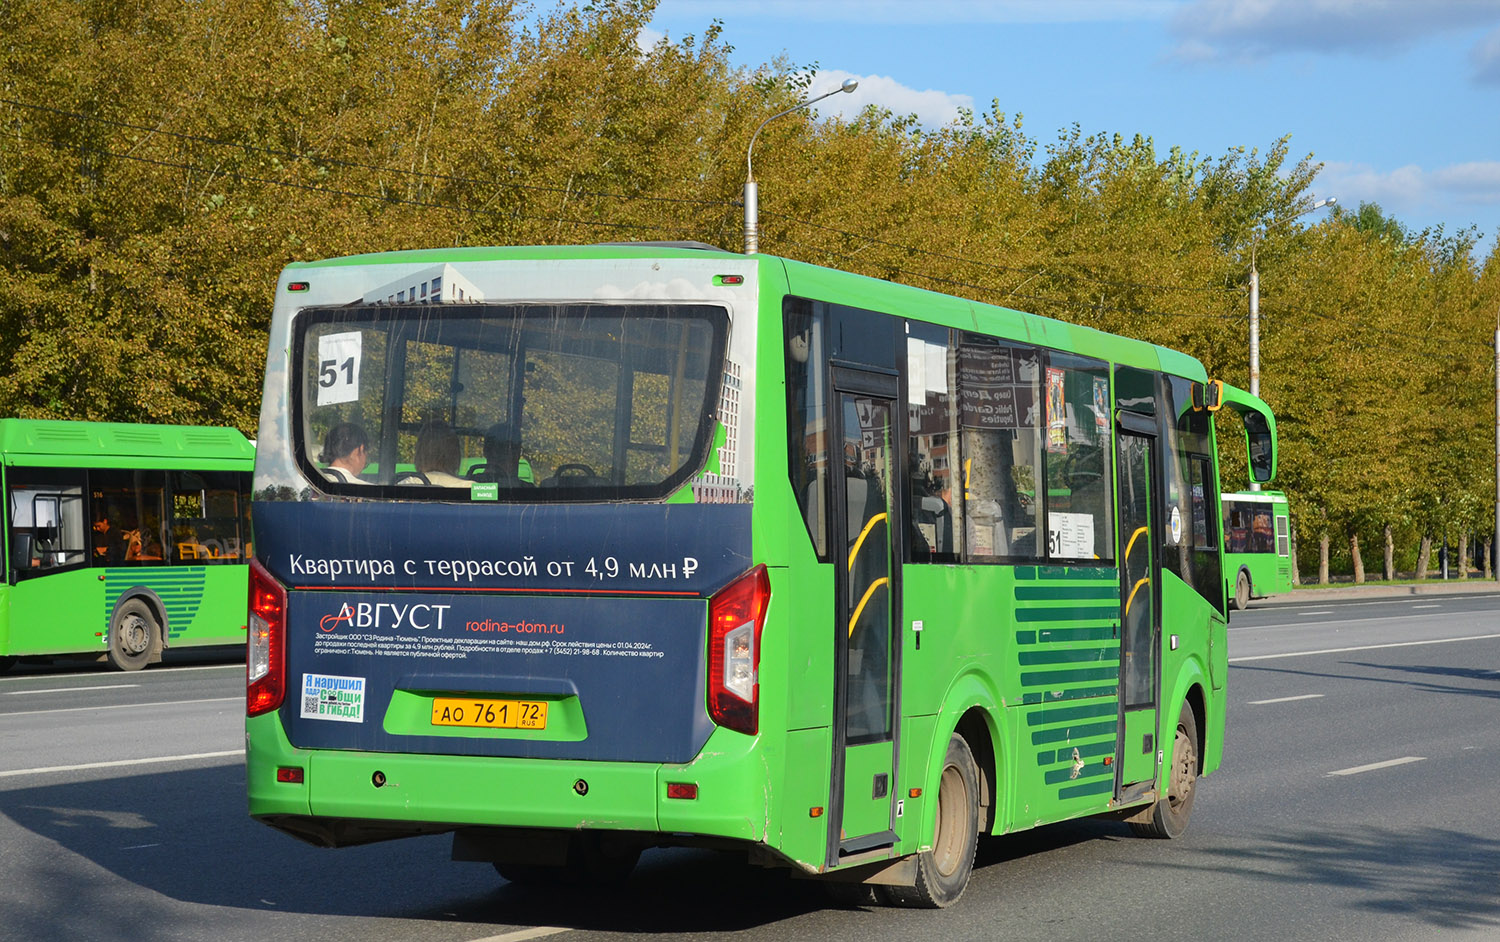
[744,77,858,254]
[1248,195,1335,490]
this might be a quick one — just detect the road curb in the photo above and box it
[1255,581,1500,606]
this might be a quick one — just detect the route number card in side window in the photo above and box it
[317,331,362,406]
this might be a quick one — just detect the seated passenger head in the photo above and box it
[320,422,369,465]
[483,421,520,468]
[415,420,461,474]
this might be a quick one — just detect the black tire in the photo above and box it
[493,833,640,887]
[1231,570,1251,611]
[883,734,980,908]
[1129,703,1199,839]
[107,599,159,672]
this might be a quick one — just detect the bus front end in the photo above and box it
[246,246,799,873]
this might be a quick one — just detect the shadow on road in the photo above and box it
[1232,660,1500,700]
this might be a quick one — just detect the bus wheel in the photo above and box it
[1231,571,1251,611]
[884,734,979,908]
[107,599,158,672]
[1129,704,1198,839]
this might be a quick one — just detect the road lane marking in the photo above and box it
[1247,694,1324,705]
[0,749,243,779]
[1229,633,1500,663]
[1328,756,1425,776]
[0,696,240,718]
[467,929,571,942]
[5,684,139,695]
[1412,604,1441,609]
[1297,609,1335,615]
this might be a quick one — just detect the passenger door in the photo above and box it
[1115,418,1161,793]
[826,367,903,866]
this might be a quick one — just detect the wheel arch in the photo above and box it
[108,587,170,650]
[925,670,1007,843]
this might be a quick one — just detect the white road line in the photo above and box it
[1297,609,1335,615]
[0,696,240,718]
[1328,756,1425,776]
[1247,694,1325,705]
[466,928,571,942]
[1229,633,1500,663]
[0,749,243,779]
[1412,604,1441,609]
[5,684,139,695]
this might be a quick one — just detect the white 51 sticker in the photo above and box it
[317,331,362,406]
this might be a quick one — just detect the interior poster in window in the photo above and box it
[1093,376,1110,432]
[1046,366,1067,452]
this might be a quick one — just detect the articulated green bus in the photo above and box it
[246,244,1278,906]
[1,419,255,672]
[1222,489,1292,610]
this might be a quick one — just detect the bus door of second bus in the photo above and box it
[1115,413,1161,795]
[826,366,903,867]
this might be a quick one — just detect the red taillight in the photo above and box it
[666,782,698,800]
[247,558,287,717]
[276,767,304,784]
[706,565,770,735]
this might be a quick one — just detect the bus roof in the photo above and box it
[282,243,1209,382]
[0,419,254,465]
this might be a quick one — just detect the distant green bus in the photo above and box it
[246,244,1279,906]
[1,419,255,671]
[1222,490,1292,610]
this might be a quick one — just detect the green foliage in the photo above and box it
[0,0,1494,562]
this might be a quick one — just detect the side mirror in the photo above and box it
[1243,413,1275,483]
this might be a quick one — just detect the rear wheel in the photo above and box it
[107,599,158,672]
[883,734,979,908]
[1129,704,1198,839]
[1231,570,1251,611]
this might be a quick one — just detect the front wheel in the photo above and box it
[1129,704,1198,839]
[107,599,159,672]
[883,734,980,908]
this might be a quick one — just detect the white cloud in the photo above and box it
[1170,0,1500,61]
[804,69,973,129]
[653,0,1177,25]
[1315,159,1500,233]
[1473,26,1500,83]
[635,25,665,56]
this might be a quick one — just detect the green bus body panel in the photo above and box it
[0,419,254,466]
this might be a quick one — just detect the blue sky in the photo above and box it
[645,0,1500,250]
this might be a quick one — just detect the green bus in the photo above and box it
[1222,489,1292,610]
[246,244,1278,906]
[2,419,255,672]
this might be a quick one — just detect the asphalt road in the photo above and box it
[0,591,1496,942]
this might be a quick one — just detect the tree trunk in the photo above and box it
[1290,523,1301,586]
[1416,535,1432,579]
[1486,538,1494,580]
[1318,534,1330,584]
[1458,532,1470,580]
[1383,525,1394,582]
[1351,533,1365,584]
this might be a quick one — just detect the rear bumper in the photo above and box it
[247,711,770,848]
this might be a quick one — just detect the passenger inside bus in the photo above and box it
[471,421,533,486]
[318,422,371,484]
[93,513,143,564]
[400,420,471,488]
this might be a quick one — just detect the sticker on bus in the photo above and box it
[300,673,367,722]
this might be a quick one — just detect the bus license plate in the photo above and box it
[431,698,548,730]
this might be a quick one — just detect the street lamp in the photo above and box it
[1249,196,1336,399]
[744,77,859,254]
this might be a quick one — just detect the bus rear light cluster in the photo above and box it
[247,558,287,717]
[706,565,770,736]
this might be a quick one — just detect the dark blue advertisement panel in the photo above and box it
[255,500,751,764]
[281,589,713,763]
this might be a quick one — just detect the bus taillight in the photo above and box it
[247,558,287,717]
[707,565,770,736]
